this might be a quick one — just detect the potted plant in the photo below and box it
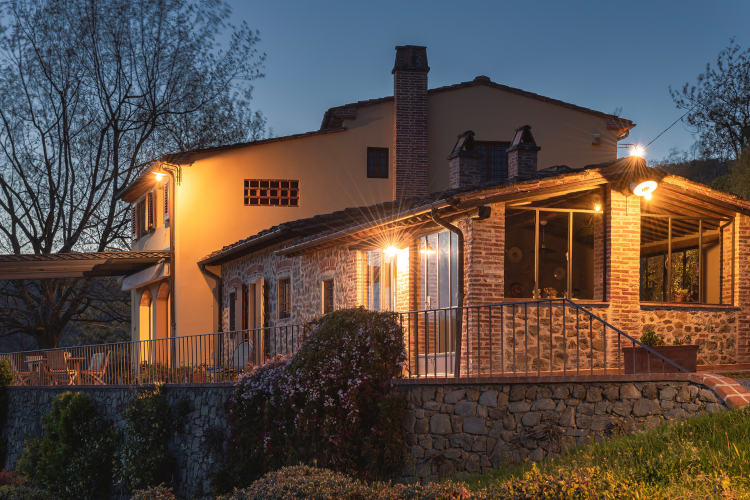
[622,329,699,373]
[674,288,690,302]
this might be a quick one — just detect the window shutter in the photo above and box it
[130,206,137,241]
[163,182,170,222]
[147,191,155,230]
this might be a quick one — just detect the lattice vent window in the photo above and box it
[244,179,299,206]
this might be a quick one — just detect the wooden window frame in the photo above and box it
[322,278,334,314]
[366,147,389,179]
[244,179,299,207]
[277,277,291,319]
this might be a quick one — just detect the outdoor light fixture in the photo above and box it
[153,171,166,182]
[594,203,602,212]
[632,180,658,200]
[383,245,400,258]
[630,145,646,158]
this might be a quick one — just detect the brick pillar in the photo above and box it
[460,203,505,376]
[593,210,605,301]
[735,214,750,363]
[507,125,540,179]
[606,188,641,337]
[393,45,429,199]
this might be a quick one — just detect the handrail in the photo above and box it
[562,298,688,373]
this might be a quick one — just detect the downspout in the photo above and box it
[199,262,223,333]
[430,207,464,378]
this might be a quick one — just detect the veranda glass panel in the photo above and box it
[504,209,536,298]
[670,219,699,303]
[538,211,568,299]
[572,212,598,300]
[640,217,669,301]
[366,250,381,310]
[701,219,723,304]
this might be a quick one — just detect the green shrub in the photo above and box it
[117,385,178,491]
[130,483,177,500]
[214,308,407,493]
[17,392,116,500]
[0,359,11,464]
[640,329,665,346]
[0,484,51,500]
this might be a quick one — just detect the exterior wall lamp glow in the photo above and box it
[383,245,400,258]
[632,180,658,200]
[153,171,166,182]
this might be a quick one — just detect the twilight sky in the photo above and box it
[230,0,750,162]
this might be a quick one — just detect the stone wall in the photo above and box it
[397,376,727,481]
[640,306,738,365]
[3,384,233,499]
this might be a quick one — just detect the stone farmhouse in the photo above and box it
[3,45,750,376]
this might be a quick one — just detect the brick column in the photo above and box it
[606,188,641,337]
[460,203,505,376]
[735,214,750,363]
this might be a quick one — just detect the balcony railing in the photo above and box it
[398,299,689,378]
[1,299,687,387]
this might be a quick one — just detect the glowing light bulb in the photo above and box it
[153,171,165,182]
[383,246,399,258]
[594,204,602,212]
[630,145,646,158]
[632,180,658,200]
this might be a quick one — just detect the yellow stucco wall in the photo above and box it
[426,85,619,192]
[131,84,626,339]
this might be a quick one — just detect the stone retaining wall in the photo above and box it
[397,375,729,481]
[3,384,233,498]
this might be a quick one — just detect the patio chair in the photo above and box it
[9,357,36,386]
[81,351,110,385]
[45,350,76,385]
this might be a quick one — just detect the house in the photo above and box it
[199,127,750,375]
[115,45,635,348]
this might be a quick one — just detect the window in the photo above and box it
[504,190,604,300]
[228,291,236,331]
[367,147,389,178]
[640,216,731,304]
[366,249,398,311]
[322,279,334,314]
[475,141,509,182]
[244,179,299,206]
[278,278,291,319]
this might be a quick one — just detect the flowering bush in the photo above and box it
[0,484,51,500]
[213,308,407,493]
[17,392,116,500]
[130,483,177,500]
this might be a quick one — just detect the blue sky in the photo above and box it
[230,0,749,162]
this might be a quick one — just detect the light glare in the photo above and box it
[632,180,658,200]
[153,171,165,182]
[630,145,646,158]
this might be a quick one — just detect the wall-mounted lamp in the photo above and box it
[630,145,646,158]
[153,171,166,182]
[594,203,602,212]
[383,245,400,259]
[632,180,658,201]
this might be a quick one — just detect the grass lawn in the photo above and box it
[458,407,750,499]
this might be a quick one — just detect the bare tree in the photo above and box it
[0,0,266,348]
[670,39,750,161]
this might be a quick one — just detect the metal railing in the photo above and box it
[2,299,689,386]
[398,299,689,378]
[1,323,306,386]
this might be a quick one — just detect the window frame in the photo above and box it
[639,214,734,305]
[504,205,604,300]
[321,278,334,314]
[366,147,389,179]
[474,140,510,182]
[277,277,291,319]
[365,249,398,311]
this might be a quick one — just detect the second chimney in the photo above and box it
[507,125,540,179]
[393,45,429,199]
[448,130,482,189]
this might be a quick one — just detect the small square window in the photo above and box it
[367,147,389,178]
[244,179,300,206]
[322,279,334,314]
[278,278,291,319]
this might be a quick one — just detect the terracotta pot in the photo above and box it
[622,345,698,373]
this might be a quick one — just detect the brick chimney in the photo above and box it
[393,45,429,199]
[448,130,482,189]
[507,125,540,179]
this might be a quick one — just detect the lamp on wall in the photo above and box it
[153,171,166,182]
[631,180,658,200]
